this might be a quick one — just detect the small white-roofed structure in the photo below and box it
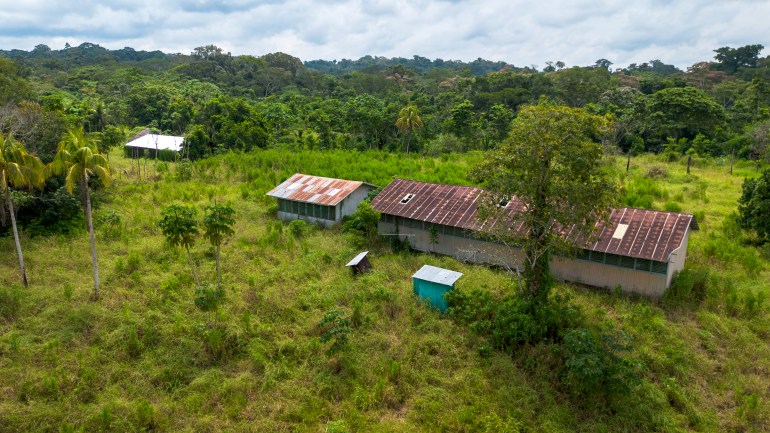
[125,133,184,152]
[124,130,184,160]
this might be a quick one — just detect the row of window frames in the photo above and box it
[385,214,476,239]
[383,214,668,274]
[574,250,668,274]
[277,199,336,221]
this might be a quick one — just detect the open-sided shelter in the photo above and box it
[372,178,699,297]
[124,129,184,161]
[346,251,372,275]
[267,173,378,228]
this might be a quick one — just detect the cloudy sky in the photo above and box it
[1,0,767,69]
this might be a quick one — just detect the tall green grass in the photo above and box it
[0,150,768,432]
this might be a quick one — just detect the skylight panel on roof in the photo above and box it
[400,193,415,204]
[287,182,302,190]
[612,223,629,240]
[327,188,341,196]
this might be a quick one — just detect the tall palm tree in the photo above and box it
[48,127,112,299]
[1,133,45,287]
[395,104,424,156]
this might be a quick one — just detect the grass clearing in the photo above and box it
[0,149,768,432]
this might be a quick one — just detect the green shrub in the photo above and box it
[176,159,193,181]
[623,176,669,209]
[288,219,310,239]
[664,201,683,212]
[200,325,243,363]
[96,210,123,239]
[317,309,352,356]
[342,201,381,239]
[559,327,642,396]
[663,267,710,306]
[446,290,582,350]
[324,420,351,433]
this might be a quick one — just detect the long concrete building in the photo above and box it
[371,178,699,297]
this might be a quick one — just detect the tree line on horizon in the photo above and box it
[0,41,769,235]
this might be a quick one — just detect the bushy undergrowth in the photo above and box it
[446,288,644,397]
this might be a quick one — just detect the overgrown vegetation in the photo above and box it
[0,150,767,432]
[1,40,770,431]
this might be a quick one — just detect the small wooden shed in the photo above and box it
[412,265,463,312]
[346,251,371,275]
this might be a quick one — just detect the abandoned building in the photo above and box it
[371,178,698,297]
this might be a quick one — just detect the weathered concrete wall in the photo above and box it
[339,185,377,220]
[277,211,338,228]
[380,221,673,297]
[550,257,667,297]
[665,228,691,288]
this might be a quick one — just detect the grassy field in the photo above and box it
[0,149,768,432]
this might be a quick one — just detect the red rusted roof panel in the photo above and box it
[266,173,373,206]
[371,178,696,262]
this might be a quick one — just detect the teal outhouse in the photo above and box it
[412,265,463,312]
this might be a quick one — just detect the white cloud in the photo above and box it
[0,0,767,69]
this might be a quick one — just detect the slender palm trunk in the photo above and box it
[84,178,100,299]
[405,131,412,156]
[5,182,28,287]
[216,245,221,287]
[186,246,200,288]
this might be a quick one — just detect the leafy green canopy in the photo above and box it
[473,103,616,303]
[158,204,199,250]
[203,204,236,248]
[48,127,112,193]
[1,133,45,192]
[738,169,770,243]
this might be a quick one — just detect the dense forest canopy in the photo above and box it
[0,41,768,167]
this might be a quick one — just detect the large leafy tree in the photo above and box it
[473,103,616,305]
[48,127,112,299]
[714,44,765,74]
[642,86,725,148]
[738,169,770,243]
[1,133,45,286]
[395,104,424,155]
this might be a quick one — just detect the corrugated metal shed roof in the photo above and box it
[125,133,184,152]
[266,173,375,206]
[413,265,463,286]
[371,178,698,263]
[346,251,369,267]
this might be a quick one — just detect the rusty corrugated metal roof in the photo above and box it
[371,178,697,262]
[267,173,375,206]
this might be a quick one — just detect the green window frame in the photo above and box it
[589,251,605,263]
[651,261,668,274]
[604,253,622,266]
[619,255,636,269]
[635,259,652,272]
[575,249,591,261]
